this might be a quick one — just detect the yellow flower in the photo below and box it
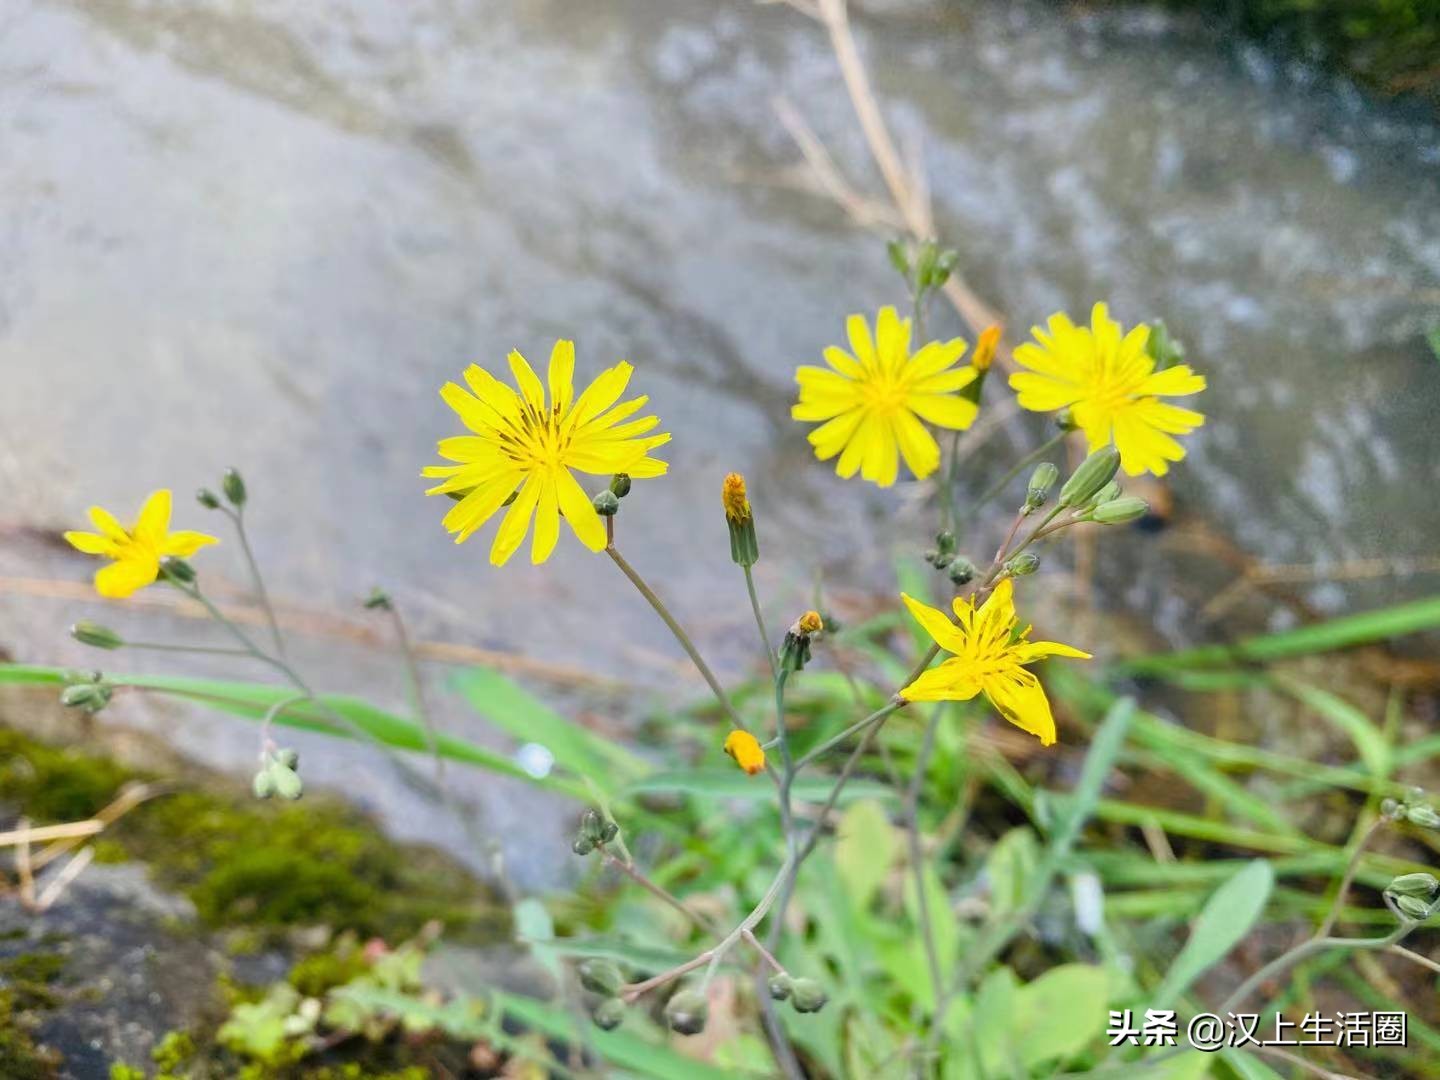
[1009,303,1206,477]
[423,341,670,565]
[723,729,765,775]
[721,472,751,524]
[63,489,218,599]
[898,579,1090,746]
[792,306,978,487]
[972,324,1002,373]
[795,610,823,635]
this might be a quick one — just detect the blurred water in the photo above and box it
[1,0,1438,879]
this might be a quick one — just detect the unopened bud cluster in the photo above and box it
[592,473,633,518]
[722,473,759,567]
[767,973,828,1015]
[924,530,976,585]
[576,958,631,1030]
[1386,871,1440,923]
[1382,789,1440,830]
[252,747,303,800]
[59,671,112,714]
[1049,448,1150,527]
[571,807,619,856]
[71,620,124,651]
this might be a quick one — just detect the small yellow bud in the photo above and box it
[796,611,823,635]
[721,472,751,524]
[723,730,765,775]
[972,324,1002,373]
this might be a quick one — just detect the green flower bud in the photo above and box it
[1388,873,1439,898]
[1146,320,1186,370]
[578,959,625,997]
[252,769,276,799]
[159,556,196,584]
[1054,408,1078,431]
[362,587,392,611]
[1025,462,1059,511]
[1003,552,1040,577]
[274,748,299,770]
[592,997,625,1031]
[886,237,909,277]
[60,682,112,713]
[1085,480,1122,510]
[913,242,937,290]
[935,531,956,558]
[664,989,708,1035]
[1381,798,1401,818]
[947,557,977,586]
[767,973,793,1001]
[1407,805,1440,830]
[1089,497,1149,525]
[789,977,828,1013]
[599,820,619,844]
[71,621,124,650]
[222,468,247,508]
[779,612,823,674]
[1058,446,1121,508]
[571,836,595,856]
[268,763,303,801]
[196,488,221,510]
[1395,894,1432,921]
[580,808,604,843]
[609,474,632,498]
[593,490,620,517]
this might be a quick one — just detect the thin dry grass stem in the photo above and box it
[0,820,104,848]
[771,96,904,229]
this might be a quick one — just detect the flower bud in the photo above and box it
[1058,446,1121,508]
[722,473,758,567]
[222,468,247,508]
[1381,798,1401,818]
[599,819,619,844]
[572,836,595,856]
[1003,552,1040,577]
[972,324,1002,375]
[664,989,708,1035]
[274,748,300,770]
[789,977,828,1013]
[1089,497,1149,525]
[196,488,221,510]
[578,959,625,997]
[268,763,303,800]
[580,808,605,843]
[60,682,112,713]
[1395,894,1432,921]
[1407,805,1440,830]
[593,490,620,517]
[159,556,196,584]
[1388,873,1439,898]
[592,997,625,1031]
[609,474,632,499]
[723,730,765,776]
[1025,462,1059,512]
[934,531,956,558]
[1054,409,1078,432]
[362,588,392,611]
[947,557,977,586]
[767,973,793,1001]
[252,769,276,799]
[1146,320,1186,370]
[886,237,909,277]
[1085,480,1122,510]
[71,621,124,650]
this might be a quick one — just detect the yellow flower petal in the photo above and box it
[556,468,608,551]
[548,339,575,416]
[982,667,1057,746]
[161,530,219,558]
[531,476,561,564]
[507,349,546,415]
[95,555,159,599]
[64,530,117,556]
[489,474,543,566]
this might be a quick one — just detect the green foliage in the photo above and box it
[1154,859,1275,1007]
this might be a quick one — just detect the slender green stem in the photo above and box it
[1219,926,1412,1017]
[965,432,1066,525]
[223,507,286,657]
[386,603,444,784]
[1317,816,1386,938]
[122,641,253,657]
[606,544,747,732]
[793,700,903,773]
[743,565,778,680]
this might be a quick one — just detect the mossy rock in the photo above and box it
[0,727,508,943]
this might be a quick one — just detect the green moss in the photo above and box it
[150,1030,196,1072]
[0,990,59,1079]
[0,726,506,942]
[0,949,67,1012]
[287,938,369,998]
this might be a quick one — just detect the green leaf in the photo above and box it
[1427,325,1440,362]
[622,769,895,803]
[512,898,560,981]
[835,799,897,908]
[452,667,646,788]
[0,664,590,797]
[1271,674,1389,777]
[1153,859,1274,1008]
[1048,697,1133,854]
[1131,1050,1213,1079]
[984,826,1041,922]
[1119,595,1440,674]
[1011,964,1109,1067]
[902,860,959,1011]
[972,967,1020,1077]
[1220,1048,1286,1080]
